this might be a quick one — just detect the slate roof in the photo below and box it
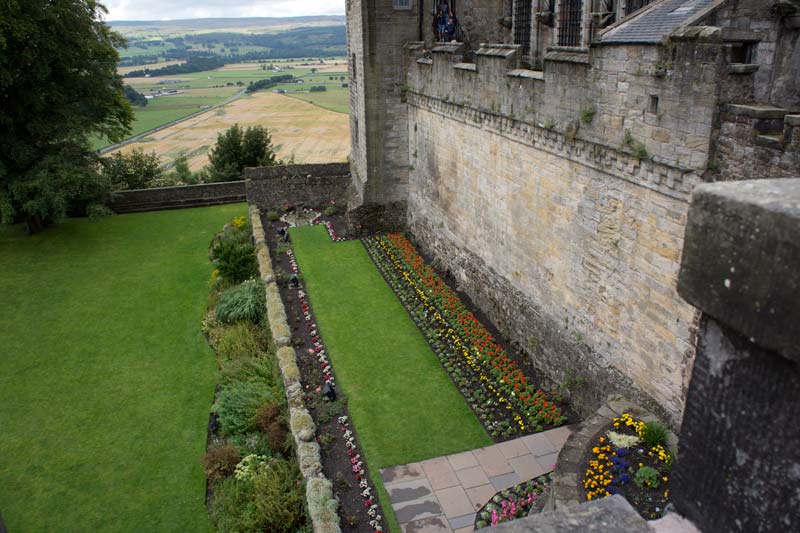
[600,0,717,43]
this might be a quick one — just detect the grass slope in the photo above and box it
[290,226,491,530]
[0,204,245,532]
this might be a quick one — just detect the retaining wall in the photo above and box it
[110,181,246,213]
[249,205,341,533]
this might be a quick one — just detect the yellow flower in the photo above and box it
[211,268,220,280]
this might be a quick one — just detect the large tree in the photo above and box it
[0,1,133,232]
[207,125,277,182]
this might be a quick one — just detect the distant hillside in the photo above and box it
[112,17,347,67]
[108,16,346,39]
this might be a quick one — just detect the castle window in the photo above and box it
[513,0,533,62]
[730,42,756,64]
[558,0,584,47]
[393,0,412,10]
[649,95,659,114]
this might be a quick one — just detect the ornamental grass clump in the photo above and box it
[214,322,268,361]
[210,457,306,533]
[641,421,668,447]
[213,381,278,436]
[215,280,266,325]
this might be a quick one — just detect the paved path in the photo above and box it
[380,426,572,533]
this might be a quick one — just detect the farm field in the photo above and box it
[0,203,246,532]
[277,80,349,114]
[109,91,349,170]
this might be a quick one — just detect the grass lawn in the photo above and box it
[0,204,246,532]
[290,225,491,530]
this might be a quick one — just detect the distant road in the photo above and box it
[97,89,247,155]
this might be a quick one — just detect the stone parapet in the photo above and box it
[406,36,726,171]
[109,181,246,213]
[244,163,350,211]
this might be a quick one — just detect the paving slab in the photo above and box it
[393,495,443,524]
[421,456,461,490]
[521,432,557,457]
[465,483,498,511]
[497,438,530,459]
[454,527,475,533]
[449,513,477,530]
[490,471,521,491]
[435,485,474,519]
[386,478,435,504]
[447,450,479,471]
[401,515,453,532]
[509,454,548,480]
[455,465,491,489]
[538,451,560,471]
[474,445,515,477]
[544,426,572,449]
[381,462,426,485]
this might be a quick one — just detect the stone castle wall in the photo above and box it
[406,99,698,426]
[400,39,735,425]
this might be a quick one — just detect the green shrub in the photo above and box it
[228,432,274,457]
[210,458,307,532]
[266,210,280,221]
[213,240,259,284]
[214,381,277,436]
[202,442,241,482]
[315,395,347,425]
[256,403,292,454]
[215,280,266,325]
[215,323,267,361]
[641,421,668,447]
[323,205,337,217]
[634,466,661,489]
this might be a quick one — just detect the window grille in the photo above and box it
[393,0,412,9]
[624,0,653,15]
[514,0,533,59]
[558,0,584,47]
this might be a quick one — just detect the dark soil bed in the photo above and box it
[263,212,380,533]
[580,413,673,520]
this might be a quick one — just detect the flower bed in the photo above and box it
[583,412,673,519]
[264,209,385,533]
[474,473,553,529]
[362,234,566,439]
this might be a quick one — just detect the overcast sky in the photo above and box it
[103,0,345,21]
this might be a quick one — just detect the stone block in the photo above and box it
[677,179,800,362]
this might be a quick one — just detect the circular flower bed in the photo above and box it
[474,473,553,529]
[583,412,673,519]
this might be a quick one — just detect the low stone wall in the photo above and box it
[110,181,246,213]
[249,205,341,533]
[244,163,350,211]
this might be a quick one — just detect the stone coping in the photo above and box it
[454,63,478,72]
[250,205,341,533]
[507,69,544,81]
[722,103,788,119]
[379,427,572,533]
[677,179,800,363]
[549,395,678,510]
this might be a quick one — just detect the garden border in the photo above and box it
[249,205,342,533]
[546,395,678,512]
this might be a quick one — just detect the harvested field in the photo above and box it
[110,92,350,170]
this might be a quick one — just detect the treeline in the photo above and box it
[123,85,147,106]
[124,56,225,78]
[245,75,294,94]
[188,26,346,60]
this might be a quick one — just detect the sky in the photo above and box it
[103,0,345,21]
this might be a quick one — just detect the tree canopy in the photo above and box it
[0,0,133,231]
[207,125,277,182]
